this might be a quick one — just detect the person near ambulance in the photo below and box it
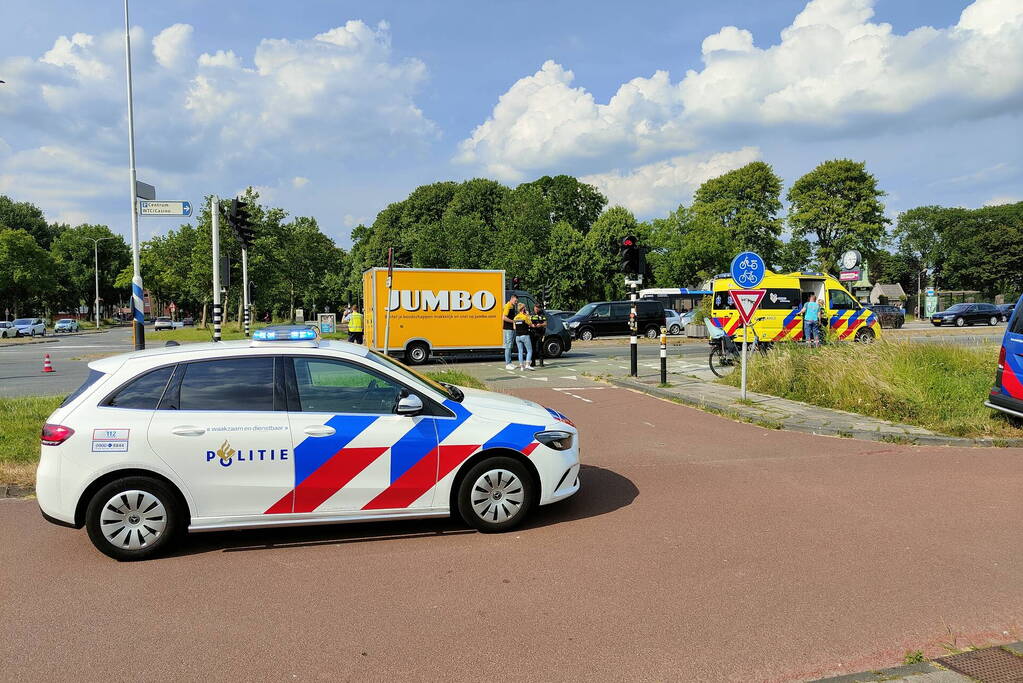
[343,304,364,344]
[502,293,519,370]
[529,303,547,368]
[513,303,534,370]
[798,293,822,347]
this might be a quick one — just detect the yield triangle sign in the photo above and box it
[730,289,766,325]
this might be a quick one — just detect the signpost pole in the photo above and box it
[740,323,748,400]
[212,197,222,343]
[123,0,144,350]
[241,245,250,337]
[383,247,393,355]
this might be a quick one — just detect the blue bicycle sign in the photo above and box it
[730,251,765,288]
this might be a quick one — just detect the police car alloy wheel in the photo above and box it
[85,477,181,561]
[457,457,534,532]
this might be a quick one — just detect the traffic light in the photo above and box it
[511,276,521,289]
[619,235,639,275]
[228,198,256,247]
[542,282,552,307]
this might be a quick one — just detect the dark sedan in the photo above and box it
[931,302,1001,327]
[871,304,905,329]
[997,303,1015,322]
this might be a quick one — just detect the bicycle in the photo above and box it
[708,317,772,378]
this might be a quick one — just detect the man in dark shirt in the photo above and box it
[529,303,547,367]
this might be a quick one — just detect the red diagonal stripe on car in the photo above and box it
[285,446,388,514]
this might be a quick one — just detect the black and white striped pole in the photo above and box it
[660,326,667,384]
[212,196,222,342]
[242,244,250,337]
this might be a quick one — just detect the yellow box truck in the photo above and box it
[363,268,507,364]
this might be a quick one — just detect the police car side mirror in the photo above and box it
[396,394,423,416]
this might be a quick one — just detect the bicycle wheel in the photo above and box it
[709,347,737,377]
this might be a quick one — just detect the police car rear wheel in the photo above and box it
[458,457,534,532]
[85,476,181,561]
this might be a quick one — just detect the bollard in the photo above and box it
[660,327,667,384]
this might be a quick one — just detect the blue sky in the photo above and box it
[1,0,1020,246]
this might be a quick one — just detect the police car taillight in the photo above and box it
[41,424,74,446]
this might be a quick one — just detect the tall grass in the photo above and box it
[0,395,63,486]
[720,340,1018,438]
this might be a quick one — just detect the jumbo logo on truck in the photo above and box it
[387,290,497,312]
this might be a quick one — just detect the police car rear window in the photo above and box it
[61,369,105,407]
[106,366,175,410]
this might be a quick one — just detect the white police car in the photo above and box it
[37,326,580,560]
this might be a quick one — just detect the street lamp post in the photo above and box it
[123,0,144,349]
[90,236,116,329]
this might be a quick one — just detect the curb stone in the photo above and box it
[0,338,60,347]
[607,376,1023,448]
[810,641,1023,682]
[0,484,34,498]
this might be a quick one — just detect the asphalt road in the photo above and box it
[3,385,1021,681]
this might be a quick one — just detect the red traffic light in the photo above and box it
[622,237,635,247]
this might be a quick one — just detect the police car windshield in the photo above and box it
[364,349,460,401]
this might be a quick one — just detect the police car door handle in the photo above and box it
[303,425,336,437]
[171,426,206,437]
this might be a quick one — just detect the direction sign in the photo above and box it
[139,200,191,217]
[730,289,766,325]
[731,251,765,288]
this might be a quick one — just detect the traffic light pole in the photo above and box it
[241,245,250,337]
[212,197,222,342]
[629,279,638,377]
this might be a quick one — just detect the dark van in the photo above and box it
[566,300,666,340]
[986,294,1023,420]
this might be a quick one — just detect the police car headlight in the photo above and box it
[534,430,573,451]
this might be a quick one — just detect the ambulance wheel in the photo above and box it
[543,337,563,358]
[578,328,594,341]
[854,328,875,343]
[85,476,182,561]
[457,456,534,533]
[404,342,430,365]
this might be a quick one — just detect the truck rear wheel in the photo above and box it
[404,342,430,365]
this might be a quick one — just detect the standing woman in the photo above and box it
[799,293,822,347]
[513,303,533,370]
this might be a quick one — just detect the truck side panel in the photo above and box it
[364,268,505,352]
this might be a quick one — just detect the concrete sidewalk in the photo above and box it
[606,361,1023,448]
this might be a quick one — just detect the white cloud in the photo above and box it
[152,23,194,69]
[580,147,762,216]
[984,195,1021,206]
[0,20,437,234]
[458,0,1023,182]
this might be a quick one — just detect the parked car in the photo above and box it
[664,309,697,335]
[54,319,80,333]
[153,317,183,331]
[0,321,17,338]
[544,310,576,326]
[566,300,666,340]
[505,289,573,359]
[870,305,905,329]
[986,294,1023,420]
[931,303,1001,327]
[12,317,46,336]
[182,316,195,326]
[997,303,1015,322]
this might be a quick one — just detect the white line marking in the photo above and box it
[552,387,606,391]
[528,376,548,382]
[560,375,577,380]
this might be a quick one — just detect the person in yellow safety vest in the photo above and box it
[343,304,364,344]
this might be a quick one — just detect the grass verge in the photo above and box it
[423,370,487,390]
[0,395,63,487]
[719,339,1020,438]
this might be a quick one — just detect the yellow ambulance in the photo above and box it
[709,270,882,343]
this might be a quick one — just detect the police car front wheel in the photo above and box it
[85,476,182,561]
[457,457,535,533]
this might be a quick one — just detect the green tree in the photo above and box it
[518,175,606,234]
[932,202,1023,297]
[50,225,130,316]
[692,161,783,264]
[489,184,551,285]
[585,206,649,300]
[0,229,56,316]
[0,196,63,248]
[533,221,593,309]
[774,237,813,273]
[649,206,731,287]
[787,159,889,273]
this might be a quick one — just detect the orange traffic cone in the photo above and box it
[42,353,54,373]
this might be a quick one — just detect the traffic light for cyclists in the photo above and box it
[619,236,639,275]
[228,199,256,247]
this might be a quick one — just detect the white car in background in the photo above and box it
[153,316,183,331]
[0,321,17,338]
[12,317,46,336]
[36,326,581,560]
[665,309,697,335]
[54,319,80,333]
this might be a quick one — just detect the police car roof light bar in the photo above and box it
[252,325,318,342]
